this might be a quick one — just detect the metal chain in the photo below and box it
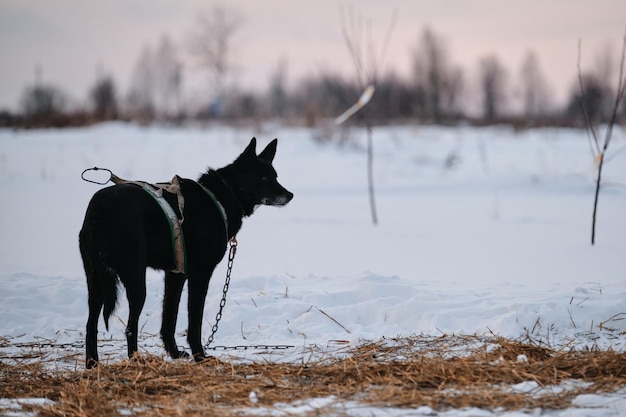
[206,344,294,351]
[205,236,238,349]
[202,237,295,352]
[2,341,294,351]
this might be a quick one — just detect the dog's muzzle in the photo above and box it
[264,189,293,207]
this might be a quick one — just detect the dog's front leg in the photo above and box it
[161,271,189,359]
[186,272,213,361]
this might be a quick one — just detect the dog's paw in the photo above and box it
[192,351,208,362]
[175,350,190,359]
[167,349,190,359]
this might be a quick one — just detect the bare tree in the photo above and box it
[268,58,288,118]
[21,64,67,123]
[127,45,156,121]
[591,44,618,120]
[21,84,67,122]
[411,27,463,123]
[188,4,242,117]
[154,34,183,120]
[566,44,622,125]
[578,32,626,245]
[478,54,508,121]
[444,66,465,119]
[566,72,608,124]
[339,6,396,225]
[89,74,118,121]
[519,50,551,120]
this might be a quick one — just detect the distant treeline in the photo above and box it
[2,71,620,130]
[1,7,624,130]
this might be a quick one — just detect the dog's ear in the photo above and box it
[241,137,257,159]
[258,138,278,163]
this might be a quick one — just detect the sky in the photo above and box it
[0,0,625,112]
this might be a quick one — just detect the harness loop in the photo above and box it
[81,167,115,185]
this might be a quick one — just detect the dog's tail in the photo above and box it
[99,257,119,331]
[80,227,119,331]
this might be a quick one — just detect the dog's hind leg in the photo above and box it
[119,263,147,360]
[85,279,103,369]
[161,271,189,359]
[81,232,107,369]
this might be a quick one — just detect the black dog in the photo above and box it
[79,138,293,368]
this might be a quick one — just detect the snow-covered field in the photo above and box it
[1,123,625,416]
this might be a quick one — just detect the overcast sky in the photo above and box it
[1,0,625,112]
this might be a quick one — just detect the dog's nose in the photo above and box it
[276,191,293,206]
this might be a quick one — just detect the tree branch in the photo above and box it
[577,39,601,157]
[602,27,626,153]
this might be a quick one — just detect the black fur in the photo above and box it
[79,138,293,368]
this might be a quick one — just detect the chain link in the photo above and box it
[205,237,238,349]
[206,344,294,351]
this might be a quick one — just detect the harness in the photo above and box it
[82,168,228,274]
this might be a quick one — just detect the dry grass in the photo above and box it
[1,335,625,416]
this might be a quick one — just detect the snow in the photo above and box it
[234,390,626,417]
[0,398,55,417]
[1,123,625,415]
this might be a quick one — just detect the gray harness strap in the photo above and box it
[110,174,227,274]
[142,179,187,274]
